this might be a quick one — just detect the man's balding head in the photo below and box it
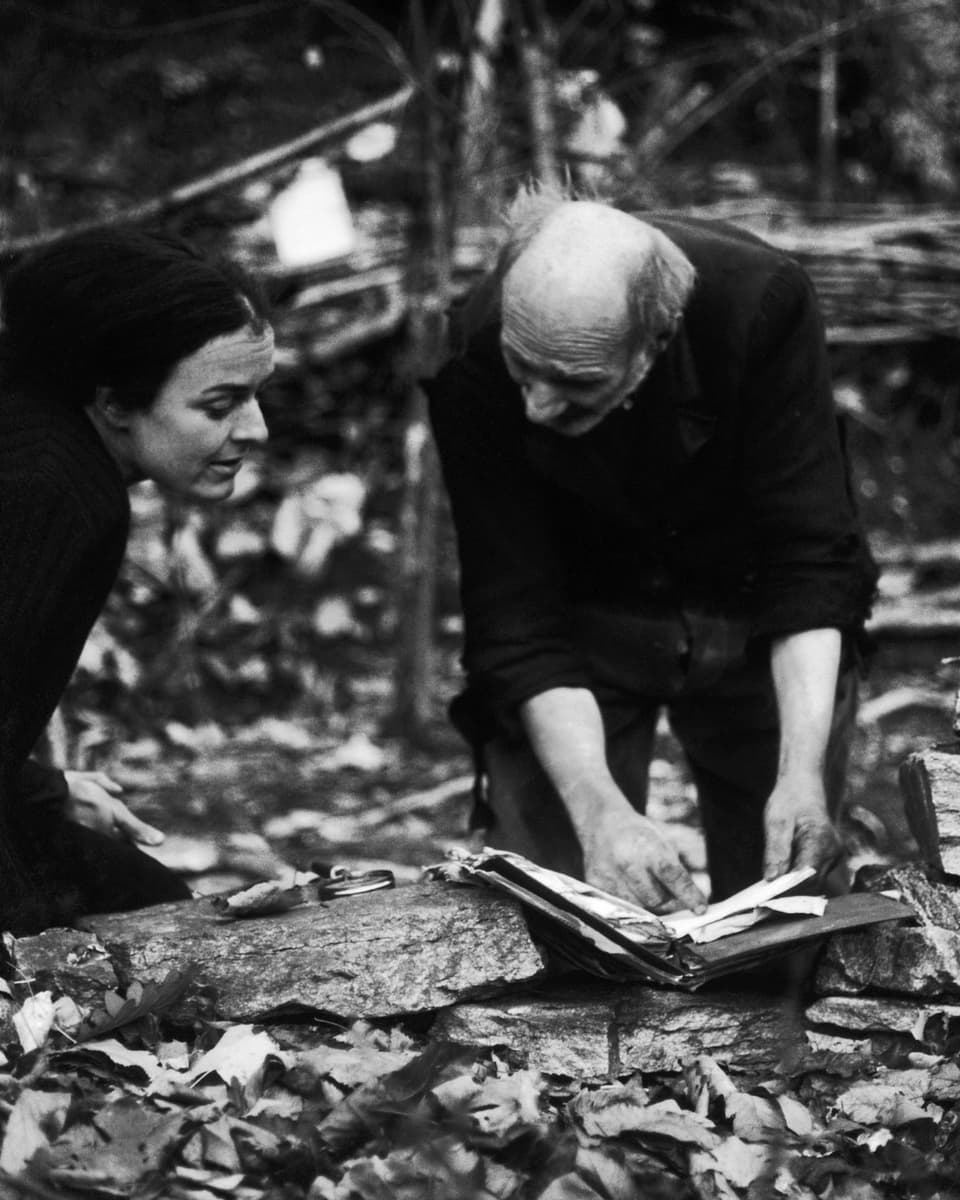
[497,195,695,436]
[502,203,652,363]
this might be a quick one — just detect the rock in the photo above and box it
[10,929,118,1013]
[815,922,960,998]
[869,864,960,930]
[55,881,546,1021]
[432,980,803,1079]
[616,986,804,1075]
[900,745,960,874]
[431,985,613,1078]
[806,995,960,1047]
[816,867,960,998]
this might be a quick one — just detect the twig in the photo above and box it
[1,84,416,255]
[303,285,407,364]
[357,773,474,830]
[289,267,405,310]
[857,686,947,725]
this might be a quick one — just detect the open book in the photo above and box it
[429,848,915,989]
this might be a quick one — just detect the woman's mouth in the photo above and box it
[207,456,244,476]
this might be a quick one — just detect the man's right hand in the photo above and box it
[580,808,708,914]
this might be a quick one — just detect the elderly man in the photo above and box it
[426,188,876,912]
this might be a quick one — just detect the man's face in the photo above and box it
[124,325,274,501]
[501,330,654,437]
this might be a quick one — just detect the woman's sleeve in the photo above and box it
[0,475,93,808]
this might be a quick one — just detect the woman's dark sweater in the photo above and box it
[0,383,129,798]
[0,381,188,931]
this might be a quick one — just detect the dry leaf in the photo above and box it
[184,1024,291,1110]
[776,1093,817,1137]
[702,1135,774,1189]
[48,1098,189,1191]
[574,1095,718,1149]
[575,1145,639,1200]
[13,991,55,1053]
[0,1089,71,1176]
[291,1043,418,1090]
[856,1127,894,1150]
[210,878,314,918]
[57,1038,164,1083]
[834,1083,930,1127]
[538,1174,607,1200]
[431,1067,543,1136]
[725,1091,787,1142]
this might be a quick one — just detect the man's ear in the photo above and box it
[91,385,131,430]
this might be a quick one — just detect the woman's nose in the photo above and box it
[232,398,269,444]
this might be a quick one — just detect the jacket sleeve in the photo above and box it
[426,340,591,724]
[737,261,877,638]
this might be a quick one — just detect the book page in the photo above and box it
[660,866,820,941]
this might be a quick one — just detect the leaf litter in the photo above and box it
[2,971,960,1198]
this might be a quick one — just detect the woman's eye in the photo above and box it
[203,398,239,418]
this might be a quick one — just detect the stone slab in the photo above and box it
[432,980,803,1079]
[815,921,960,999]
[816,866,960,998]
[9,929,118,1013]
[12,882,546,1022]
[900,745,960,874]
[806,994,960,1047]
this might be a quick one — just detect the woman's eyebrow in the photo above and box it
[199,373,273,398]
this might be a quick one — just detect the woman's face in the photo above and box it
[124,324,274,501]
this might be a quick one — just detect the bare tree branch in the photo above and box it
[1,84,415,255]
[647,0,952,166]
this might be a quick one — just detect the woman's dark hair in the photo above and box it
[0,226,269,409]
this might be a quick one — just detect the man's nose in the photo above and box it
[232,398,269,444]
[523,382,564,424]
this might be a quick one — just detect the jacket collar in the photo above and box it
[650,322,716,459]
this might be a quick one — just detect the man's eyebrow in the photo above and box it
[503,346,607,384]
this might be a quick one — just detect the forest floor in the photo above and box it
[103,628,955,901]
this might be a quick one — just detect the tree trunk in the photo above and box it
[457,0,509,223]
[389,0,454,741]
[512,0,561,188]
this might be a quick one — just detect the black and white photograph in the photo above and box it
[2,2,960,1195]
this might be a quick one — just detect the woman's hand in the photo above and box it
[63,771,166,847]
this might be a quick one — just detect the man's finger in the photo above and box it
[792,822,842,873]
[655,856,708,913]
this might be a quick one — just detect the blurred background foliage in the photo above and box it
[2,0,960,761]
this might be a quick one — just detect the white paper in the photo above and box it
[660,867,819,941]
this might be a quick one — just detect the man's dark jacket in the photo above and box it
[426,215,877,735]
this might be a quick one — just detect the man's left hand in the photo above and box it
[762,774,842,882]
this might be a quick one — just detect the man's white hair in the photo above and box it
[499,181,696,343]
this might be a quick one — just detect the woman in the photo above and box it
[0,227,275,934]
